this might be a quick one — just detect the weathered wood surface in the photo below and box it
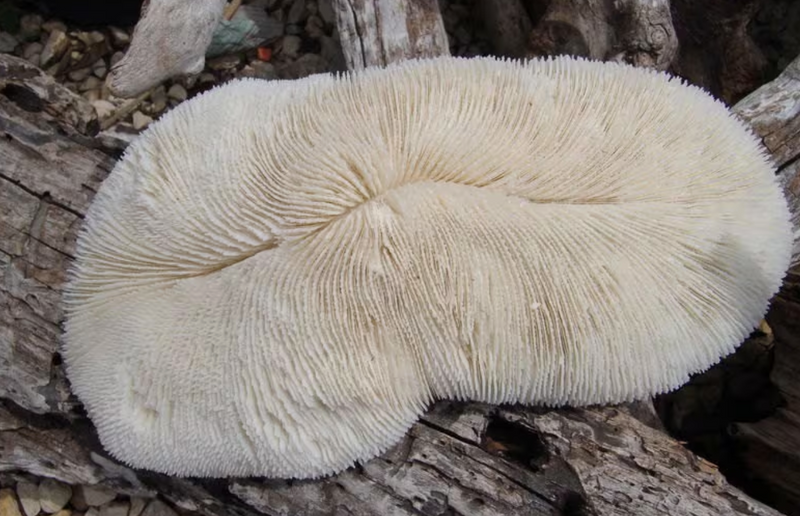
[732,54,800,516]
[332,0,449,70]
[671,0,766,104]
[523,0,678,71]
[1,49,798,515]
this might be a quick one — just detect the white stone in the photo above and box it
[38,480,71,514]
[40,30,69,68]
[132,111,154,130]
[92,100,116,119]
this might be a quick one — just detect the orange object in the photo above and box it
[257,47,272,62]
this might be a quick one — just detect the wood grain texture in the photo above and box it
[524,0,678,71]
[332,0,450,70]
[0,49,796,516]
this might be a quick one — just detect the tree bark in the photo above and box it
[1,48,797,516]
[332,0,450,70]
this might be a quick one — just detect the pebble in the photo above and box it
[68,67,92,82]
[98,501,128,516]
[85,508,99,516]
[91,100,116,119]
[42,20,68,34]
[0,32,18,53]
[40,30,69,68]
[281,35,302,59]
[110,51,124,66]
[287,0,309,25]
[16,481,40,516]
[72,486,115,508]
[318,0,335,26]
[277,53,328,79]
[198,73,217,85]
[22,42,43,60]
[92,59,108,78]
[19,14,43,41]
[128,498,147,516]
[206,54,242,71]
[241,61,278,80]
[38,479,72,514]
[140,501,176,516]
[167,84,188,102]
[150,86,168,113]
[79,76,102,92]
[75,31,105,48]
[132,111,153,130]
[108,27,130,48]
[52,510,72,516]
[0,489,23,516]
[305,16,325,39]
[285,24,303,36]
[319,35,344,70]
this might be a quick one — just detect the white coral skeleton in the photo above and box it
[64,56,793,479]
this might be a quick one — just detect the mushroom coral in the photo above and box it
[63,56,793,479]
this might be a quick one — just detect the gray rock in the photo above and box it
[16,482,40,516]
[140,501,176,516]
[110,51,125,66]
[128,498,147,516]
[19,14,43,41]
[318,0,335,26]
[22,42,43,61]
[206,53,242,71]
[285,23,303,35]
[71,486,116,509]
[0,32,19,53]
[277,52,328,79]
[98,502,128,516]
[287,0,309,24]
[167,84,188,102]
[92,59,108,78]
[68,67,93,82]
[38,479,72,514]
[281,35,302,59]
[108,26,131,48]
[150,86,168,113]
[320,35,345,71]
[79,76,102,92]
[240,61,278,80]
[305,15,325,39]
[40,30,69,68]
[42,20,68,34]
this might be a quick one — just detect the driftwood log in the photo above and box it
[2,33,799,515]
[730,54,800,516]
[332,0,449,70]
